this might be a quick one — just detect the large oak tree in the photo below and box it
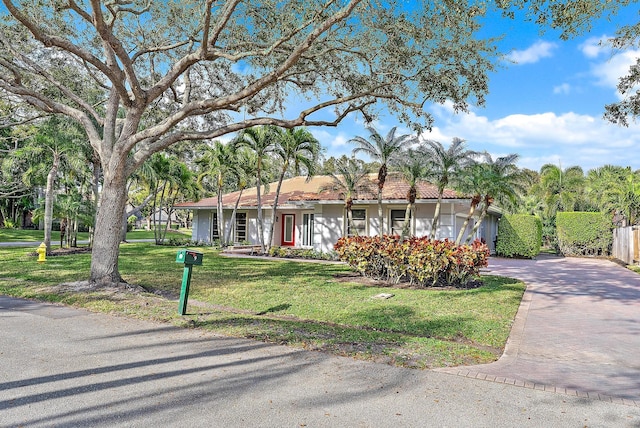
[1,0,532,286]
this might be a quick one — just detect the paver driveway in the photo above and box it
[438,256,640,404]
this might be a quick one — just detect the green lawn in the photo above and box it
[0,228,189,242]
[0,243,525,368]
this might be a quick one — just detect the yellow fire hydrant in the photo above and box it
[36,242,47,263]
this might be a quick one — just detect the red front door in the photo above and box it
[281,214,295,246]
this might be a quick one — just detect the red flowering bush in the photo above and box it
[334,236,489,288]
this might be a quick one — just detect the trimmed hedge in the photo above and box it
[333,235,489,288]
[496,214,542,258]
[556,212,613,256]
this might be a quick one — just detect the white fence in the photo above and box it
[612,226,640,265]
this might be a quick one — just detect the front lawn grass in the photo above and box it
[0,228,189,242]
[0,243,525,369]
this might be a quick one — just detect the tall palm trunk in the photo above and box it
[267,166,288,250]
[455,194,481,245]
[430,195,443,239]
[43,152,60,254]
[89,158,101,248]
[377,164,386,236]
[345,198,356,237]
[401,186,416,240]
[216,171,224,244]
[466,195,493,244]
[255,161,265,252]
[225,187,245,244]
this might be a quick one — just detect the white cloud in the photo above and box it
[506,41,558,65]
[590,50,640,97]
[420,106,640,171]
[553,83,571,95]
[580,36,608,58]
[580,35,640,99]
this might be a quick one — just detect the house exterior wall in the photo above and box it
[193,210,211,242]
[315,204,344,253]
[187,202,499,253]
[414,204,434,237]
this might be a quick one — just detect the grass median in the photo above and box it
[0,243,525,369]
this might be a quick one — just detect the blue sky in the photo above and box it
[306,6,640,173]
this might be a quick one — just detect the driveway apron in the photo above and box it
[437,256,640,403]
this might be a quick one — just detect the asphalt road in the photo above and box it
[2,295,639,427]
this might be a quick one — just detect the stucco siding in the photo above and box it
[193,210,211,243]
[316,204,344,253]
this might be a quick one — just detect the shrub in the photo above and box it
[556,212,613,256]
[334,236,489,288]
[496,214,542,258]
[2,219,16,229]
[267,246,338,261]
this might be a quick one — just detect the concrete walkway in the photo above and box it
[438,256,640,405]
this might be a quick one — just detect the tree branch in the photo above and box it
[2,0,128,99]
[89,0,144,105]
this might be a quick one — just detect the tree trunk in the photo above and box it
[377,187,384,236]
[401,201,413,241]
[267,169,287,250]
[89,159,101,248]
[90,173,128,285]
[466,202,489,244]
[216,172,225,243]
[346,200,356,237]
[455,205,476,245]
[225,187,244,244]
[43,153,60,254]
[217,188,224,245]
[430,195,442,239]
[255,173,265,252]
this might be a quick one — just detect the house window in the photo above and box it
[302,213,314,246]
[390,209,410,236]
[347,209,367,236]
[211,212,219,241]
[235,212,247,242]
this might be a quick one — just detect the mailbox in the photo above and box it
[176,249,203,266]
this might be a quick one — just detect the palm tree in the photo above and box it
[599,167,640,226]
[350,125,414,236]
[421,138,475,239]
[5,117,87,254]
[465,153,526,244]
[196,140,237,244]
[267,127,321,249]
[323,157,370,237]
[538,163,585,217]
[454,162,486,245]
[224,149,259,244]
[233,125,279,252]
[148,153,197,244]
[395,148,428,240]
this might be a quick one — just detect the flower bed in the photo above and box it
[333,236,489,288]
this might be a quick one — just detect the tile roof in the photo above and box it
[176,173,464,209]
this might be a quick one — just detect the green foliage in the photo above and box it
[496,214,542,258]
[267,246,336,261]
[334,236,489,288]
[2,219,17,229]
[556,212,613,256]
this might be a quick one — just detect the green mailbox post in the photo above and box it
[176,249,203,315]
